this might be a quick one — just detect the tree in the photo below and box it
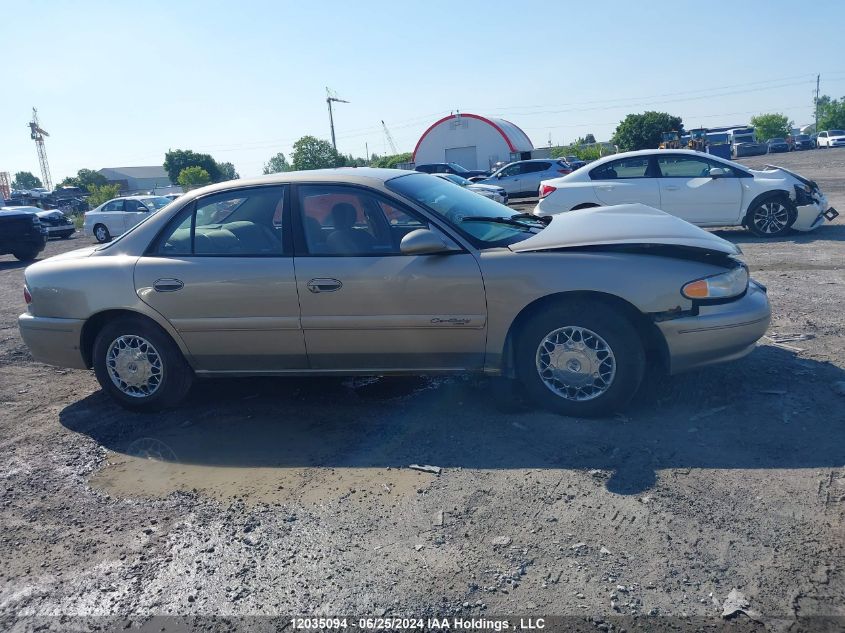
[56,168,107,191]
[611,111,684,151]
[817,95,845,131]
[86,184,122,208]
[164,149,221,184]
[370,152,413,168]
[291,135,343,170]
[750,113,792,142]
[216,161,239,181]
[13,171,42,190]
[177,166,211,190]
[583,133,596,144]
[263,152,291,174]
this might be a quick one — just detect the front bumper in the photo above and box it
[657,281,771,375]
[793,191,836,231]
[18,313,88,369]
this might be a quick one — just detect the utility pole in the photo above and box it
[814,74,820,133]
[326,87,349,151]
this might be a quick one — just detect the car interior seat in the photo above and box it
[326,203,375,254]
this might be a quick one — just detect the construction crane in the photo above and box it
[325,87,349,151]
[381,120,398,155]
[28,108,52,191]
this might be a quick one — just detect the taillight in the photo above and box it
[24,285,32,305]
[539,184,557,199]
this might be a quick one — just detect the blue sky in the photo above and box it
[3,0,844,182]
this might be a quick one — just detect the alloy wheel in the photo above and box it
[753,201,790,234]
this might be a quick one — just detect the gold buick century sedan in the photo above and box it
[18,169,771,416]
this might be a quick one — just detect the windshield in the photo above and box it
[387,173,542,247]
[796,134,809,140]
[143,196,172,210]
[446,162,470,173]
[734,135,755,143]
[770,138,785,143]
[443,174,471,186]
[830,130,845,136]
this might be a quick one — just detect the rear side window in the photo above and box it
[154,186,287,256]
[524,162,551,173]
[102,200,124,212]
[590,157,651,180]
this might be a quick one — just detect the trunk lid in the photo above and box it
[511,204,739,255]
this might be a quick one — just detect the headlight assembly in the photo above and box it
[682,265,749,301]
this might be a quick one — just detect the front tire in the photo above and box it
[93,224,111,243]
[13,248,40,262]
[515,301,645,417]
[93,317,194,412]
[746,195,796,237]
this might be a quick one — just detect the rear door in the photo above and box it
[655,154,743,225]
[589,155,661,207]
[134,185,308,372]
[520,161,553,196]
[292,183,487,371]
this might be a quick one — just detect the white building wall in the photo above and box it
[414,117,514,170]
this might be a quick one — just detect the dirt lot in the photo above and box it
[1,150,843,631]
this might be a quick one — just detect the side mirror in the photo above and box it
[400,229,456,255]
[708,167,728,178]
[496,173,502,179]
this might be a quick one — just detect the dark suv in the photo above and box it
[0,209,48,261]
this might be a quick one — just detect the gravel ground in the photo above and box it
[1,150,843,632]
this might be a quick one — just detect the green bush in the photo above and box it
[86,184,122,208]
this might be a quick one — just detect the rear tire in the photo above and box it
[93,316,193,412]
[515,300,645,417]
[746,195,796,237]
[94,224,111,243]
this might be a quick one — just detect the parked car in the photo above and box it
[414,162,490,179]
[474,159,573,198]
[162,193,183,201]
[0,209,48,261]
[83,195,173,243]
[433,173,508,204]
[28,187,50,199]
[2,206,74,239]
[19,168,771,416]
[766,138,790,153]
[52,186,86,199]
[534,149,838,237]
[789,133,813,150]
[564,155,588,170]
[816,130,845,148]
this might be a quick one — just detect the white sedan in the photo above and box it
[535,149,837,237]
[83,195,172,243]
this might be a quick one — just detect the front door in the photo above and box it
[589,155,661,207]
[123,199,150,233]
[655,154,743,225]
[134,185,307,372]
[292,184,487,371]
[493,162,528,195]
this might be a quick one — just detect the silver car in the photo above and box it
[474,159,574,198]
[433,173,508,204]
[19,169,770,416]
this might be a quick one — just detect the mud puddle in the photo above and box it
[90,453,429,505]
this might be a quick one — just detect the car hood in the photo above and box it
[511,204,739,255]
[467,183,504,193]
[750,165,809,187]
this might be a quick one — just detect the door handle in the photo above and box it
[307,278,342,293]
[664,185,680,191]
[153,278,184,292]
[597,185,615,191]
